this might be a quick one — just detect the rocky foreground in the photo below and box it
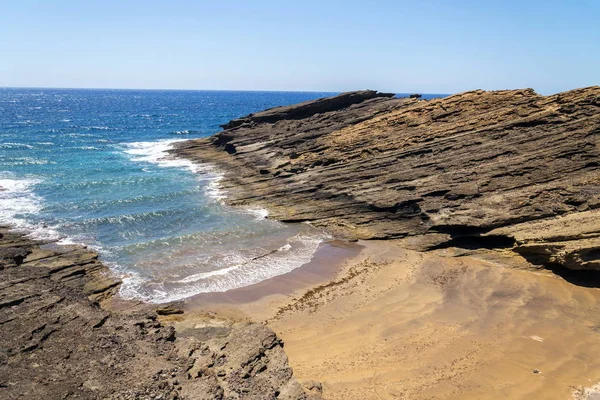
[0,227,320,400]
[173,87,600,273]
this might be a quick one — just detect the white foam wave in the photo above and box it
[4,157,53,166]
[56,237,79,245]
[116,138,324,304]
[176,265,240,283]
[278,243,292,251]
[245,207,269,220]
[0,177,60,241]
[124,139,198,171]
[119,232,331,303]
[0,143,34,149]
[74,146,100,150]
[205,174,227,200]
[78,126,117,131]
[123,139,227,201]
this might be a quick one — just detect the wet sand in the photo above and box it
[184,240,600,399]
[182,240,363,320]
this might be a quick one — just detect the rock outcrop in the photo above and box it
[172,87,600,272]
[0,226,317,400]
[219,90,395,130]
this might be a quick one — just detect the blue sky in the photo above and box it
[0,1,598,94]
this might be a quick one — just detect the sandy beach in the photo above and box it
[181,241,600,399]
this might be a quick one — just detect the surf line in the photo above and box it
[176,241,299,284]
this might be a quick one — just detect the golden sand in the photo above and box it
[185,241,600,399]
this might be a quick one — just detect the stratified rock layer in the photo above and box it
[173,87,600,271]
[0,227,317,400]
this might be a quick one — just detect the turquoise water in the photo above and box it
[0,88,446,303]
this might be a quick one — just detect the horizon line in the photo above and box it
[0,85,450,95]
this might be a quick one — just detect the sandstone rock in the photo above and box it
[300,379,324,398]
[156,303,184,316]
[0,246,30,268]
[173,87,600,272]
[176,320,313,399]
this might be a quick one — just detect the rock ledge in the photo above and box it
[173,87,600,272]
[0,226,317,399]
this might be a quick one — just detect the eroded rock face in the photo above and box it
[0,227,316,399]
[173,87,600,271]
[177,322,315,400]
[488,210,600,271]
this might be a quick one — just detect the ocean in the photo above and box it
[0,88,445,303]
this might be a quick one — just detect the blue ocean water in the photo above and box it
[0,88,446,303]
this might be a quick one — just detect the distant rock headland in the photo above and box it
[173,86,600,273]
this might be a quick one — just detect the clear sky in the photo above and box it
[1,0,598,94]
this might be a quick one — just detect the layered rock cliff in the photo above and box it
[0,227,318,400]
[173,87,600,272]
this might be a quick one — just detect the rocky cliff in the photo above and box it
[0,227,319,400]
[173,87,600,272]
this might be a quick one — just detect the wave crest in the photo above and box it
[0,177,60,240]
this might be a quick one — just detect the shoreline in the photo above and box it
[0,225,321,399]
[182,239,600,399]
[0,136,337,305]
[181,239,364,320]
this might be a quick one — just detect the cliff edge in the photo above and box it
[173,87,600,272]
